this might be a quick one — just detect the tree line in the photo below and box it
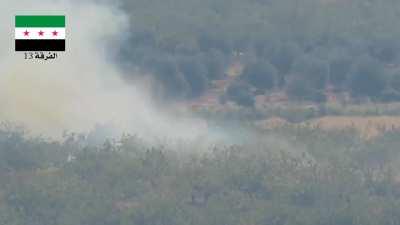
[117,0,400,105]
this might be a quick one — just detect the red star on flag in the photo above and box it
[15,15,66,52]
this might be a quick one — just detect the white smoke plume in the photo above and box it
[0,0,209,141]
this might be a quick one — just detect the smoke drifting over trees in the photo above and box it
[3,1,400,225]
[0,0,208,140]
[3,0,400,137]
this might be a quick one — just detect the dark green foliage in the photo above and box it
[329,54,352,89]
[348,55,387,98]
[286,76,327,102]
[369,37,399,63]
[270,42,302,77]
[148,57,190,98]
[378,88,400,102]
[241,61,278,90]
[291,55,329,91]
[286,55,328,102]
[225,82,255,107]
[390,73,400,93]
[204,49,226,80]
[117,0,400,103]
[178,57,209,98]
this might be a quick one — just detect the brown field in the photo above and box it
[306,116,400,139]
[257,116,400,139]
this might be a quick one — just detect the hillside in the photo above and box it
[118,0,400,106]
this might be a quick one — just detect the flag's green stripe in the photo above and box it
[15,16,65,27]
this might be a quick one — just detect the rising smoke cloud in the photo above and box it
[0,0,209,141]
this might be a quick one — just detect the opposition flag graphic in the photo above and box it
[15,15,65,51]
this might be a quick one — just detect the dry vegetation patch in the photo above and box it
[257,116,400,139]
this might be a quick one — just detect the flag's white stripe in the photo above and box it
[15,28,65,40]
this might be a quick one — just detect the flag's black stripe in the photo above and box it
[15,39,65,51]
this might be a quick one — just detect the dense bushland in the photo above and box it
[2,125,400,225]
[118,0,400,103]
